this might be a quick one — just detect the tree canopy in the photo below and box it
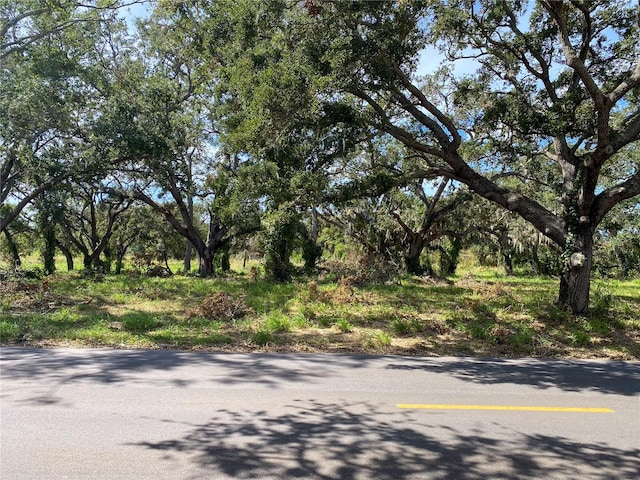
[1,0,638,314]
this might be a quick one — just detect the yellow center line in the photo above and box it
[396,404,614,413]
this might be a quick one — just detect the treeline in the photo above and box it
[1,1,639,313]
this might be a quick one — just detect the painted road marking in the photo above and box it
[397,404,614,413]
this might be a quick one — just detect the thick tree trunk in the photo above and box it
[42,223,56,275]
[557,228,594,314]
[92,253,102,272]
[197,249,215,276]
[405,237,425,276]
[269,235,293,281]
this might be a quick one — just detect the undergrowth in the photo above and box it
[0,265,638,359]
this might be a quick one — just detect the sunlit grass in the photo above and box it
[1,253,638,359]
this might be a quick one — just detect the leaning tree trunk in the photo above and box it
[3,229,21,269]
[56,241,74,271]
[558,228,594,314]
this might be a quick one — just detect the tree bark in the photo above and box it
[115,248,125,274]
[197,249,215,276]
[557,227,594,314]
[42,222,56,275]
[56,240,74,271]
[184,242,192,273]
[501,245,514,276]
[3,229,21,269]
[405,236,425,275]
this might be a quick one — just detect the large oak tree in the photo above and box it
[169,0,639,312]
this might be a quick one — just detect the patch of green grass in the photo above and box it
[1,261,638,359]
[148,326,233,346]
[392,318,423,335]
[506,324,536,350]
[362,330,393,348]
[569,330,592,347]
[121,312,162,334]
[335,318,353,333]
[590,283,614,317]
[468,319,497,340]
[0,320,19,341]
[584,317,611,335]
[252,329,274,346]
[49,308,82,324]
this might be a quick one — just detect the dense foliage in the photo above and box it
[1,1,638,315]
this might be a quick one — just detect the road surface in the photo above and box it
[1,347,639,479]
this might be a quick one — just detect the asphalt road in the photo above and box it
[1,347,639,479]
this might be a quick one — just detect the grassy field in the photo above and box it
[1,255,638,359]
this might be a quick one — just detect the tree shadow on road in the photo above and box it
[2,348,638,397]
[0,348,349,387]
[385,357,640,396]
[131,400,640,480]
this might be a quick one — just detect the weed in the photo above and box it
[264,311,293,332]
[305,281,322,302]
[0,320,19,341]
[252,329,273,346]
[506,325,535,349]
[362,330,393,348]
[149,327,233,346]
[335,318,353,333]
[1,260,638,359]
[392,318,424,335]
[585,317,611,335]
[122,313,160,333]
[317,316,335,328]
[50,308,81,323]
[569,330,591,347]
[591,284,613,317]
[1,299,10,312]
[290,313,311,329]
[112,293,130,304]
